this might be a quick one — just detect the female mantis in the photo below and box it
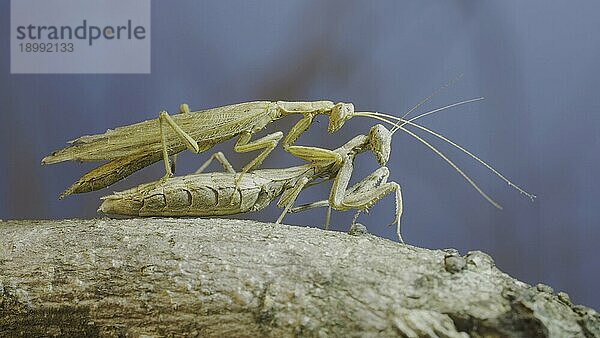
[99,124,404,239]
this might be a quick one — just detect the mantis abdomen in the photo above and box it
[99,170,297,217]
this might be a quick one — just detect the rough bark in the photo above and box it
[0,218,598,337]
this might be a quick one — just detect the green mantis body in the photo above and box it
[99,124,404,239]
[42,101,356,198]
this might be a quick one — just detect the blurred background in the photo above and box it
[1,1,599,309]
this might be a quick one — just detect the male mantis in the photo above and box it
[42,101,387,198]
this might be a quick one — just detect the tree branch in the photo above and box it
[0,218,598,337]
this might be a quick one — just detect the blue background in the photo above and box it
[1,1,598,310]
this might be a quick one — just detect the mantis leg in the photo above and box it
[194,151,235,174]
[233,131,283,183]
[170,103,192,174]
[330,165,404,242]
[158,110,201,180]
[289,200,330,213]
[275,177,310,224]
[283,114,342,165]
[225,131,283,205]
[287,200,332,230]
[289,168,379,212]
[347,211,363,234]
[289,167,401,233]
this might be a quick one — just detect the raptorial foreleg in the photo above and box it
[282,113,343,165]
[330,166,403,242]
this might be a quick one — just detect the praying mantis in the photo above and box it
[99,124,404,239]
[42,101,396,198]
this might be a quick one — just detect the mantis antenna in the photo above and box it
[397,73,464,123]
[354,99,536,209]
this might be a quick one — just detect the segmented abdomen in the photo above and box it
[99,172,277,217]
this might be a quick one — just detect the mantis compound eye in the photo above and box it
[368,124,392,165]
[328,103,354,133]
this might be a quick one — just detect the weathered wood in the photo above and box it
[0,218,598,337]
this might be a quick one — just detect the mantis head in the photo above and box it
[328,103,354,133]
[367,124,392,165]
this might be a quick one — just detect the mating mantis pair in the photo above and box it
[43,98,536,240]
